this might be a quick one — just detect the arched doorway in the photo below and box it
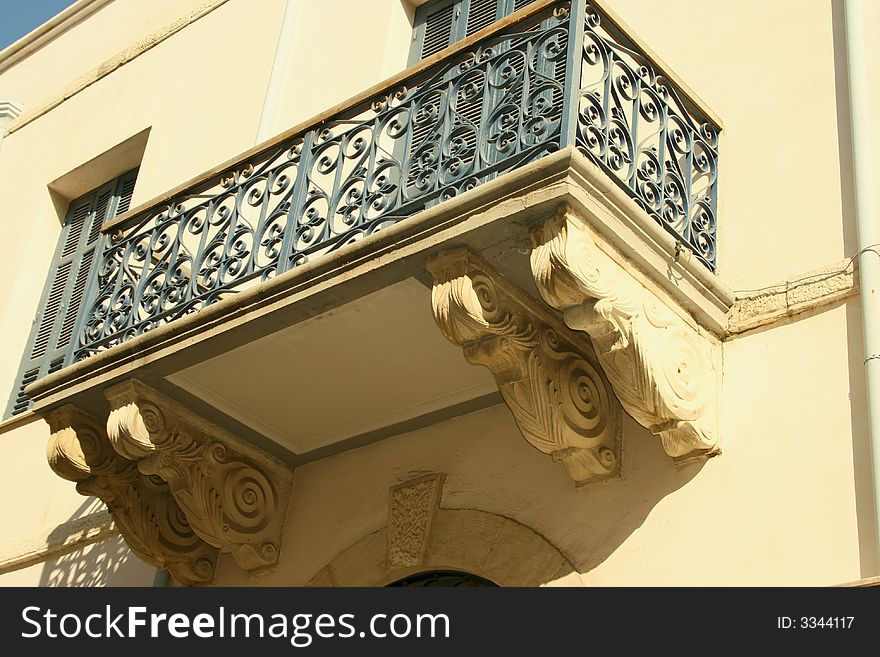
[309,507,578,587]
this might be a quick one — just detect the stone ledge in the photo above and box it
[0,510,117,575]
[835,575,880,587]
[728,258,858,335]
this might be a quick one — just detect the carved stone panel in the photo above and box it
[387,473,445,571]
[428,249,622,485]
[45,405,218,585]
[530,207,721,459]
[104,380,293,572]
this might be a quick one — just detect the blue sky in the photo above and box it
[0,1,78,51]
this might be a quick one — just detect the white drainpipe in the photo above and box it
[844,0,880,574]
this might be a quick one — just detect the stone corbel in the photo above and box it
[530,206,721,459]
[428,248,621,486]
[104,380,293,572]
[45,405,218,585]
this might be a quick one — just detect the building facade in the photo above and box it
[0,0,878,586]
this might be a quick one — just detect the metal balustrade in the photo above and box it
[71,0,719,364]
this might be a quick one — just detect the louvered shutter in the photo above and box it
[5,169,138,417]
[512,0,537,11]
[410,0,539,64]
[464,0,500,36]
[420,1,456,60]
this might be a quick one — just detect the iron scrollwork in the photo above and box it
[76,6,569,360]
[72,0,720,363]
[577,4,719,270]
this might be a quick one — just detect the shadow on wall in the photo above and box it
[297,407,711,587]
[524,415,708,579]
[39,498,152,587]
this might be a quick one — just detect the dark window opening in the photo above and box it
[387,570,498,587]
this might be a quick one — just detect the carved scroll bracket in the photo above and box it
[530,206,722,459]
[428,248,622,486]
[104,380,293,572]
[45,405,218,585]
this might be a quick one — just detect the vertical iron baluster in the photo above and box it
[683,127,694,245]
[187,200,213,303]
[559,0,583,150]
[279,131,316,274]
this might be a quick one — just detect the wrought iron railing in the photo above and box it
[72,0,719,363]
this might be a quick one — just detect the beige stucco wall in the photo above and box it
[266,0,415,137]
[0,0,875,585]
[0,414,155,586]
[0,0,214,110]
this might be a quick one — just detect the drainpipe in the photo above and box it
[844,0,880,575]
[255,0,302,143]
[153,568,171,587]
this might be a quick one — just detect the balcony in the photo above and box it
[51,0,720,366]
[31,0,732,583]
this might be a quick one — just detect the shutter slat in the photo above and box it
[465,0,497,36]
[116,176,137,216]
[88,189,113,246]
[417,1,536,63]
[422,4,455,59]
[11,369,39,415]
[61,202,90,257]
[57,250,94,349]
[455,81,484,157]
[30,261,71,359]
[513,0,536,10]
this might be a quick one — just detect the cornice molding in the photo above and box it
[0,1,113,74]
[530,206,721,460]
[0,99,22,121]
[428,249,622,485]
[0,99,22,145]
